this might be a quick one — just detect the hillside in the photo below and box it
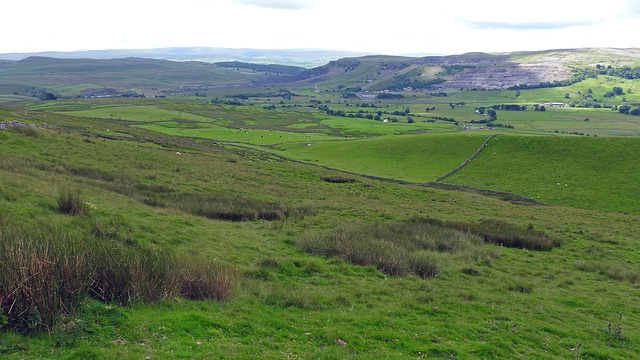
[2,45,640,359]
[1,48,640,102]
[258,48,640,91]
[1,103,639,359]
[0,56,263,98]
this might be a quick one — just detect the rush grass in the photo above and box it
[0,223,238,333]
[298,219,501,278]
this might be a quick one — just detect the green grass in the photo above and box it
[298,218,504,278]
[317,114,459,136]
[2,98,640,359]
[53,104,214,122]
[445,135,640,213]
[135,122,334,144]
[273,133,489,182]
[0,221,238,333]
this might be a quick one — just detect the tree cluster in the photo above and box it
[618,105,640,116]
[376,93,404,99]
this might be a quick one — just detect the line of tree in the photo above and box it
[594,64,640,80]
[316,105,379,120]
[427,116,458,124]
[224,90,296,100]
[618,105,640,116]
[570,99,614,109]
[356,103,378,108]
[377,93,405,99]
[490,123,514,129]
[490,104,527,111]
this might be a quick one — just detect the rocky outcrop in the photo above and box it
[437,62,571,90]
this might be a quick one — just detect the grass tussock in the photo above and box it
[5,125,40,137]
[428,219,561,251]
[0,224,239,333]
[179,259,239,301]
[56,189,88,216]
[148,192,314,222]
[574,261,640,283]
[320,176,356,183]
[298,219,499,278]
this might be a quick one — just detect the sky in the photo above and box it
[2,0,639,56]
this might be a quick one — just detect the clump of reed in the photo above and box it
[0,224,238,333]
[56,189,88,216]
[147,192,314,222]
[424,218,561,251]
[298,219,500,278]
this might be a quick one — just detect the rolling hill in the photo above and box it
[258,48,640,91]
[0,56,266,98]
[0,47,373,68]
[1,48,640,101]
[1,100,639,359]
[2,44,640,358]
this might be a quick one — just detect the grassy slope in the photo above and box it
[28,98,640,213]
[1,106,640,359]
[272,133,489,182]
[445,135,640,214]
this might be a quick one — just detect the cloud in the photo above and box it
[622,0,640,15]
[236,0,315,10]
[459,18,603,31]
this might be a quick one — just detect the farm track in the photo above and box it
[5,121,550,206]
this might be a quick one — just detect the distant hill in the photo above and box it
[0,47,374,68]
[0,56,264,98]
[1,48,640,100]
[256,48,640,91]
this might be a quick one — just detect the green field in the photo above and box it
[3,63,640,359]
[445,135,640,213]
[273,133,489,182]
[21,96,640,214]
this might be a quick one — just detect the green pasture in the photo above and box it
[135,123,333,144]
[317,115,459,136]
[480,107,640,137]
[1,108,640,359]
[446,135,640,214]
[45,103,214,123]
[273,133,489,182]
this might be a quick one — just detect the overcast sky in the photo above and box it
[2,0,639,55]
